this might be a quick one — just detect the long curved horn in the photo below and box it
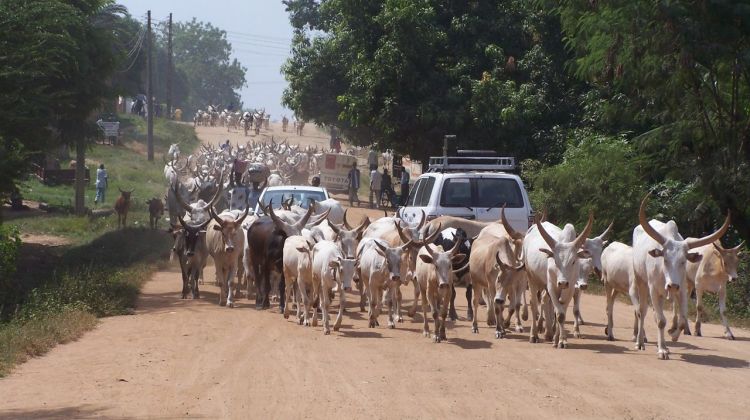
[540,208,547,223]
[500,206,524,240]
[686,211,731,249]
[343,209,353,230]
[573,211,594,249]
[597,221,614,240]
[638,193,666,245]
[535,216,557,249]
[306,208,331,227]
[452,260,470,274]
[420,223,442,246]
[172,183,193,212]
[236,204,250,225]
[732,241,746,252]
[329,222,342,236]
[394,221,410,243]
[425,243,438,259]
[295,202,317,228]
[400,240,415,251]
[416,209,426,230]
[267,200,291,231]
[449,237,461,255]
[209,207,224,226]
[355,216,370,233]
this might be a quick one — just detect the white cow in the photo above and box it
[681,240,744,340]
[356,238,411,328]
[415,243,466,342]
[312,240,357,335]
[282,235,315,326]
[601,241,649,346]
[523,214,594,348]
[633,194,730,359]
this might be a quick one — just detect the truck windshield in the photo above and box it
[260,190,327,209]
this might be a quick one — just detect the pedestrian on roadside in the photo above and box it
[368,148,378,171]
[347,162,361,207]
[400,168,410,205]
[381,168,394,207]
[369,167,382,209]
[94,164,108,205]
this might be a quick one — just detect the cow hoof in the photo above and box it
[607,336,615,342]
[635,343,646,351]
[696,330,702,337]
[515,326,523,333]
[495,331,504,339]
[556,342,567,349]
[388,323,395,329]
[433,335,441,343]
[530,336,539,344]
[657,351,669,360]
[670,334,680,342]
[397,316,404,323]
[298,318,304,325]
[578,319,585,326]
[684,329,691,336]
[283,313,289,319]
[423,330,430,338]
[375,320,380,327]
[471,326,479,334]
[573,331,581,339]
[324,329,331,335]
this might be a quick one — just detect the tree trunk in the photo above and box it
[74,138,86,215]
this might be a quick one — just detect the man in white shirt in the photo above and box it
[367,148,378,171]
[94,164,108,205]
[369,168,382,209]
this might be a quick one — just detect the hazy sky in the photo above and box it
[118,0,294,119]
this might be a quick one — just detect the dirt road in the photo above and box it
[2,125,749,419]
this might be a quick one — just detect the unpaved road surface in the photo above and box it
[2,125,749,419]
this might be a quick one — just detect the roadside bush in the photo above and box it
[523,131,647,242]
[0,225,21,311]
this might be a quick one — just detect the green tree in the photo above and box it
[171,18,247,114]
[282,0,587,163]
[558,0,750,241]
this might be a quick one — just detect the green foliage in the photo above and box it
[557,0,750,241]
[171,18,247,114]
[282,0,586,163]
[524,131,647,241]
[0,226,21,308]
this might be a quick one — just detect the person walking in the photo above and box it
[367,148,378,171]
[381,168,394,207]
[94,164,108,205]
[400,168,410,205]
[369,167,382,209]
[347,162,361,207]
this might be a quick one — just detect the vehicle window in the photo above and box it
[405,179,423,206]
[440,178,472,207]
[474,178,524,208]
[414,177,435,207]
[260,190,327,209]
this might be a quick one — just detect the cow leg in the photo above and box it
[226,266,236,308]
[367,284,377,328]
[494,298,505,339]
[528,284,541,343]
[429,288,441,343]
[693,287,704,337]
[357,272,367,312]
[321,283,331,335]
[421,281,430,337]
[485,288,496,326]
[278,276,286,313]
[178,257,189,299]
[282,269,294,319]
[547,285,568,349]
[386,285,396,329]
[669,287,688,342]
[191,268,200,299]
[298,279,312,326]
[466,284,474,321]
[333,279,345,332]
[439,289,449,341]
[407,277,419,318]
[717,286,734,340]
[449,285,458,321]
[651,287,669,360]
[395,285,403,323]
[573,288,583,338]
[632,278,649,349]
[605,283,616,341]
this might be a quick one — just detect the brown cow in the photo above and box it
[114,188,134,229]
[146,197,165,229]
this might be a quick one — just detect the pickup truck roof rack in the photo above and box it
[427,154,516,173]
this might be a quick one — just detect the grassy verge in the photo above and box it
[15,114,198,243]
[0,114,191,376]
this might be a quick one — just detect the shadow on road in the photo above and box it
[680,353,750,369]
[0,405,110,419]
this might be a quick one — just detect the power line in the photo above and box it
[225,30,292,44]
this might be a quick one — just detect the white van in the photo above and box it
[398,152,534,232]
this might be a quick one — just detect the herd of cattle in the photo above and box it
[192,105,304,136]
[114,138,745,361]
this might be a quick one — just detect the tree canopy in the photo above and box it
[282,0,586,164]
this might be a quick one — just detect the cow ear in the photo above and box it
[687,252,702,263]
[213,225,222,231]
[577,250,591,259]
[296,246,308,253]
[648,249,664,258]
[418,254,433,264]
[539,248,554,258]
[452,253,467,264]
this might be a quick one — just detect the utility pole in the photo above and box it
[146,10,154,161]
[166,13,173,120]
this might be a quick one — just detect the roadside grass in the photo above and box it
[16,114,199,244]
[0,115,192,377]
